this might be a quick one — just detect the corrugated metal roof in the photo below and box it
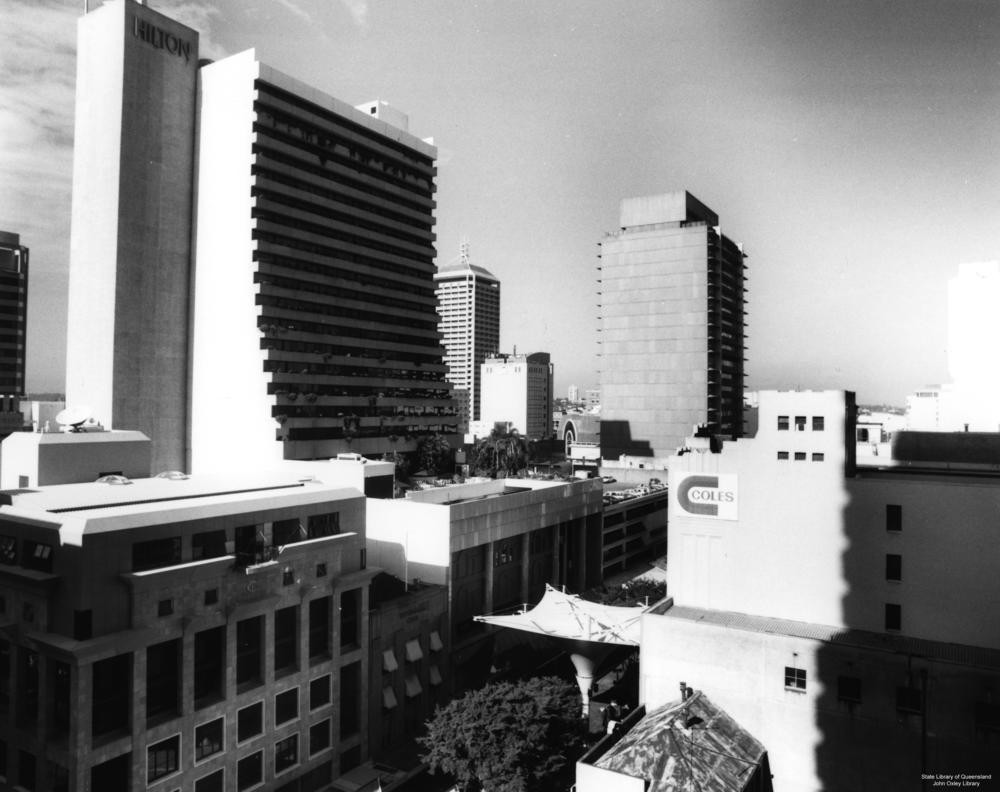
[665,605,1000,669]
[595,691,766,792]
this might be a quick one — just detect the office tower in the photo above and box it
[479,352,553,439]
[65,1,199,472]
[433,242,500,431]
[65,0,458,473]
[0,472,372,792]
[567,384,579,403]
[0,232,28,435]
[597,191,746,459]
[190,51,458,471]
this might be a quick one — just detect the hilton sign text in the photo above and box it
[132,16,192,63]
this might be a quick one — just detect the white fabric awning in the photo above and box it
[474,584,646,645]
[405,674,422,698]
[383,649,398,672]
[429,664,443,686]
[429,630,443,652]
[405,639,423,662]
[382,686,398,709]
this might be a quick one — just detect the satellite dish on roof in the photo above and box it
[55,405,92,432]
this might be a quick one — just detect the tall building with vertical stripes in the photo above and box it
[64,0,458,476]
[433,243,500,431]
[597,191,747,459]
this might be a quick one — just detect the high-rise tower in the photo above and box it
[597,191,747,459]
[65,0,199,472]
[433,242,500,431]
[0,231,28,435]
[190,51,459,470]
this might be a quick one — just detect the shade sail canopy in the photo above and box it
[474,584,646,645]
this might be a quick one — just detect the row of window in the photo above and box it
[130,513,340,572]
[784,667,922,712]
[777,415,825,431]
[776,451,825,462]
[0,535,54,573]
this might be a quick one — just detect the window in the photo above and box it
[195,769,224,792]
[0,739,6,779]
[275,688,298,725]
[812,453,825,462]
[92,653,130,736]
[794,416,806,431]
[272,518,304,547]
[837,675,862,703]
[975,701,1000,733]
[777,451,789,460]
[0,536,16,565]
[340,662,360,736]
[51,661,71,735]
[275,734,298,775]
[309,597,330,659]
[897,685,922,714]
[308,512,340,538]
[794,452,806,461]
[812,416,825,431]
[237,751,263,791]
[310,719,331,755]
[17,649,38,727]
[0,643,10,714]
[886,554,902,582]
[195,717,224,762]
[236,616,263,687]
[192,530,226,560]
[340,589,361,648]
[237,701,263,743]
[194,626,224,706]
[886,504,902,532]
[204,588,218,606]
[885,603,902,631]
[146,639,180,721]
[21,541,53,573]
[310,675,331,710]
[74,609,92,641]
[316,562,327,578]
[274,606,298,673]
[18,750,35,791]
[132,536,181,571]
[147,735,180,783]
[784,667,806,691]
[158,598,173,617]
[282,568,295,586]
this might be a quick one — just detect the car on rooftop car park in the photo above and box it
[601,476,617,484]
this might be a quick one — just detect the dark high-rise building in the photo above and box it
[598,191,747,459]
[0,231,28,435]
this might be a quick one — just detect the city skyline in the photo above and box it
[3,0,999,404]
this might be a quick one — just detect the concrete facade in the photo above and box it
[598,192,746,460]
[65,1,198,473]
[478,352,553,440]
[641,389,1000,789]
[0,473,375,792]
[366,478,604,691]
[0,430,152,489]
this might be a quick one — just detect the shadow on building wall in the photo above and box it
[599,421,653,459]
[812,415,1000,790]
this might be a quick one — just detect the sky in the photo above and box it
[2,0,998,405]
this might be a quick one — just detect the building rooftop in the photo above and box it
[663,604,1000,670]
[589,691,767,792]
[0,472,363,542]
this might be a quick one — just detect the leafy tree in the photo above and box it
[420,676,587,792]
[469,429,529,478]
[415,433,454,476]
[379,450,411,482]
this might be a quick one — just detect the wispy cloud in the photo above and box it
[156,0,229,60]
[273,0,316,27]
[339,0,369,30]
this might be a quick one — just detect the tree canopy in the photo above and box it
[415,433,454,476]
[419,676,587,792]
[469,429,529,478]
